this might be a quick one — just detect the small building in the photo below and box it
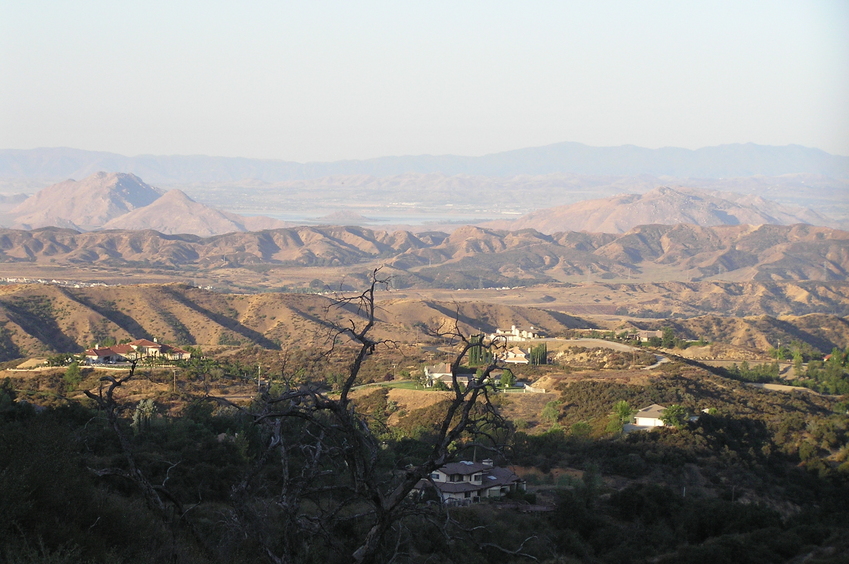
[635,330,663,342]
[622,404,669,433]
[416,460,525,506]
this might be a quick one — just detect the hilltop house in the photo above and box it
[416,460,525,505]
[85,339,191,364]
[489,325,543,342]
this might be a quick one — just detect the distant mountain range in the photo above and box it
[2,143,848,183]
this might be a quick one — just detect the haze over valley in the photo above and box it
[2,144,848,230]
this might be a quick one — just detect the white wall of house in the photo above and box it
[634,416,664,427]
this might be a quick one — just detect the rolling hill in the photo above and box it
[100,189,288,236]
[0,282,844,361]
[0,223,845,289]
[0,283,589,359]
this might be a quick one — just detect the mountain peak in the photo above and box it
[11,171,162,231]
[157,189,196,203]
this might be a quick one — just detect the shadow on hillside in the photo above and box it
[0,296,80,353]
[160,287,280,349]
[424,300,496,332]
[546,310,597,330]
[767,317,848,353]
[64,290,153,342]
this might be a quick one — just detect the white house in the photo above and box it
[489,325,544,343]
[503,347,529,364]
[416,460,525,505]
[633,404,667,427]
[84,347,125,364]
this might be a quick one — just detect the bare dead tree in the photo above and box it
[224,269,513,564]
[84,361,211,556]
[83,361,170,517]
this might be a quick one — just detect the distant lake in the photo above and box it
[239,210,504,226]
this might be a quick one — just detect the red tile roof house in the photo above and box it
[84,339,191,364]
[84,347,126,364]
[415,459,525,506]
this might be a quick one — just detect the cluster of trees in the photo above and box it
[717,347,849,395]
[794,347,849,395]
[722,360,782,383]
[577,327,707,350]
[467,333,493,366]
[529,343,547,365]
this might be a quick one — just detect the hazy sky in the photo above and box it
[2,1,848,162]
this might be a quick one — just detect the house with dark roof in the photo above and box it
[416,459,525,505]
[423,363,476,388]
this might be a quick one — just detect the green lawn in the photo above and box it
[380,380,425,390]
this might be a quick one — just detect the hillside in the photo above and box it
[404,280,849,319]
[0,283,589,358]
[483,186,832,233]
[0,282,845,360]
[633,313,849,352]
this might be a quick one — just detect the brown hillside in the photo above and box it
[632,313,849,353]
[0,283,592,359]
